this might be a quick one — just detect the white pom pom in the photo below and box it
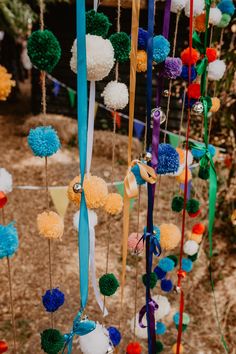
[0,168,13,194]
[79,323,110,354]
[209,8,222,26]
[130,314,148,339]
[185,0,205,17]
[207,60,226,81]
[101,81,129,110]
[153,295,171,320]
[183,240,199,256]
[171,0,187,13]
[73,210,98,230]
[70,39,77,74]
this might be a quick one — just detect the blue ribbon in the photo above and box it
[143,230,161,257]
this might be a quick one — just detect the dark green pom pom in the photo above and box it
[109,32,131,63]
[99,273,119,296]
[188,253,198,262]
[199,166,209,180]
[27,30,61,73]
[41,328,64,354]
[186,198,200,214]
[155,340,164,353]
[167,255,178,267]
[171,196,184,212]
[86,10,111,38]
[142,272,157,289]
[175,324,188,332]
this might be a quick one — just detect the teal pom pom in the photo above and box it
[153,35,170,64]
[191,144,216,160]
[171,196,184,212]
[173,312,190,325]
[131,164,145,185]
[28,126,61,157]
[167,255,178,267]
[217,0,235,16]
[99,273,119,296]
[142,272,157,289]
[109,32,131,63]
[143,226,160,241]
[158,257,175,272]
[41,328,64,354]
[182,258,193,272]
[86,10,111,38]
[27,30,61,72]
[155,340,164,353]
[0,222,19,259]
[155,322,166,335]
[199,166,209,180]
[186,198,200,214]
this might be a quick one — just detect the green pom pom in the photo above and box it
[217,13,231,28]
[86,10,111,38]
[109,32,131,63]
[175,324,188,332]
[41,328,64,354]
[155,340,164,353]
[99,273,119,296]
[198,166,209,180]
[186,198,200,214]
[142,272,157,289]
[27,30,61,73]
[188,253,198,262]
[167,255,178,267]
[171,196,184,212]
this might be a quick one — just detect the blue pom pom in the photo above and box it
[191,143,216,159]
[138,28,149,50]
[157,143,179,175]
[131,164,146,185]
[155,322,166,335]
[173,312,190,325]
[153,35,170,64]
[42,288,65,312]
[158,257,175,272]
[181,65,197,82]
[182,258,193,273]
[217,0,235,15]
[154,266,166,280]
[0,223,19,259]
[108,326,122,347]
[28,126,61,157]
[161,279,173,292]
[184,96,197,108]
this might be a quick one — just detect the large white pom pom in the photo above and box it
[79,323,110,354]
[101,81,129,110]
[207,60,226,81]
[73,210,98,230]
[171,0,187,13]
[70,39,77,74]
[183,240,199,256]
[153,295,171,320]
[185,0,205,17]
[130,314,147,339]
[209,7,222,26]
[0,168,13,194]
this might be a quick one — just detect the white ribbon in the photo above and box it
[86,80,96,174]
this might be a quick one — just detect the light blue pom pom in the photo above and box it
[182,258,193,273]
[157,143,179,175]
[155,322,166,335]
[28,126,61,157]
[153,35,170,64]
[0,222,19,259]
[173,312,190,325]
[158,257,175,272]
[131,164,145,185]
[191,143,216,160]
[143,225,160,241]
[217,0,235,16]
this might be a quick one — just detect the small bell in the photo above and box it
[151,108,166,125]
[141,151,152,162]
[106,344,114,354]
[192,101,204,114]
[73,183,83,193]
[163,89,170,97]
[174,285,181,294]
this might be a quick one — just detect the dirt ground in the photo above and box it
[0,85,235,354]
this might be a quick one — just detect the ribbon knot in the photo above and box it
[139,299,159,329]
[143,230,161,257]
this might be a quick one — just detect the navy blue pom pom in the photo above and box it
[181,65,197,82]
[108,326,122,347]
[161,279,173,292]
[131,164,145,185]
[157,144,179,175]
[42,288,65,312]
[154,266,166,280]
[138,28,149,50]
[184,96,197,109]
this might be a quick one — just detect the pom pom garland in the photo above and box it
[160,223,181,250]
[206,48,217,63]
[0,168,13,194]
[171,0,187,13]
[181,47,199,65]
[109,32,131,63]
[192,223,205,234]
[79,323,110,354]
[187,83,201,99]
[182,258,193,272]
[217,0,235,16]
[108,327,121,347]
[142,272,158,289]
[157,144,180,175]
[0,341,8,353]
[161,279,173,292]
[207,60,226,81]
[185,0,205,17]
[103,193,123,215]
[27,30,61,73]
[153,295,171,320]
[126,342,142,354]
[209,7,223,25]
[184,240,199,256]
[162,57,182,79]
[154,266,167,280]
[101,81,129,110]
[210,97,221,112]
[40,328,64,354]
[0,223,19,259]
[138,28,148,50]
[86,10,111,38]
[155,322,166,335]
[99,273,119,296]
[128,233,144,253]
[28,126,61,158]
[37,211,64,240]
[155,341,164,352]
[172,343,184,353]
[0,66,15,101]
[217,13,231,28]
[186,198,200,214]
[158,257,175,272]
[136,50,147,72]
[42,288,65,312]
[194,13,206,32]
[181,65,197,82]
[153,35,170,64]
[172,196,184,212]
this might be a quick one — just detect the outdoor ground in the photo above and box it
[0,83,235,354]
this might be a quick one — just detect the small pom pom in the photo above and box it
[194,13,206,32]
[184,240,199,255]
[171,0,187,13]
[103,193,123,215]
[154,295,171,320]
[217,0,235,16]
[128,233,144,253]
[199,166,209,180]
[126,342,142,354]
[188,253,198,262]
[162,57,182,79]
[158,257,175,272]
[101,80,129,110]
[154,266,167,280]
[207,59,226,81]
[167,255,178,267]
[176,148,185,165]
[0,193,7,210]
[41,328,64,354]
[0,341,8,353]
[157,144,180,175]
[42,288,65,312]
[0,65,15,101]
[210,97,221,112]
[176,168,192,184]
[192,223,205,234]
[161,279,173,292]
[186,198,200,214]
[185,0,205,17]
[28,126,61,157]
[172,196,184,212]
[138,28,148,50]
[37,211,64,240]
[209,7,222,25]
[206,48,217,63]
[153,35,170,64]
[142,272,158,289]
[156,341,164,353]
[0,223,19,259]
[173,312,190,325]
[27,30,61,72]
[182,258,193,272]
[181,47,199,65]
[136,50,147,72]
[99,273,119,296]
[131,164,146,185]
[109,32,131,63]
[0,168,13,194]
[108,327,121,347]
[187,83,201,99]
[155,322,166,335]
[86,10,111,38]
[187,231,203,244]
[181,65,197,82]
[191,143,216,159]
[172,343,184,353]
[160,223,181,251]
[217,13,231,28]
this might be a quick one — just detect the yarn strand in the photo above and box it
[7,256,17,354]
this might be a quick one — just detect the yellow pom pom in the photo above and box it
[210,97,220,113]
[137,50,147,72]
[176,168,192,184]
[172,343,184,353]
[0,65,15,101]
[160,223,181,250]
[37,211,64,240]
[187,231,203,244]
[104,193,123,215]
[68,174,108,209]
[194,13,206,32]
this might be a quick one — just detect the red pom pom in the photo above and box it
[0,341,8,354]
[187,83,201,99]
[192,223,205,234]
[188,209,201,218]
[206,48,217,63]
[181,47,199,65]
[0,192,7,209]
[126,342,142,354]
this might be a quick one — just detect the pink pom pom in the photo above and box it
[128,233,143,253]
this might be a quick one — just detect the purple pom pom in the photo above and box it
[162,57,182,79]
[138,28,149,50]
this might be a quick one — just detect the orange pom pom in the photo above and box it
[176,148,185,165]
[160,223,181,250]
[37,211,64,240]
[181,47,199,65]
[210,97,220,112]
[103,193,123,215]
[126,342,142,354]
[194,13,206,32]
[176,168,192,184]
[206,48,217,63]
[0,65,15,101]
[192,223,205,234]
[187,83,201,99]
[172,343,184,353]
[136,50,147,72]
[0,191,7,209]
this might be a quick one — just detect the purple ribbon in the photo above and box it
[162,0,171,39]
[139,299,159,332]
